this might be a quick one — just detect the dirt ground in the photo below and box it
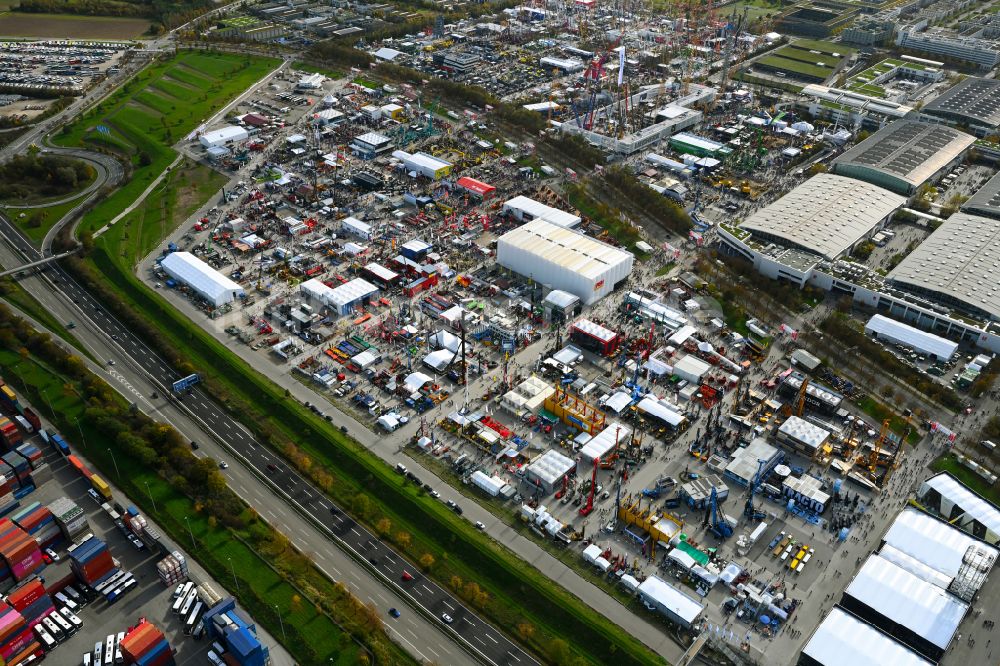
[0,12,151,39]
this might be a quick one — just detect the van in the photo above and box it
[395,463,407,474]
[983,440,997,451]
[207,650,224,666]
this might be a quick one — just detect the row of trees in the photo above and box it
[0,303,393,664]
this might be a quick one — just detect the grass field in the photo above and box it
[756,55,833,81]
[0,346,383,666]
[0,12,151,38]
[775,44,842,68]
[6,198,84,243]
[931,453,1000,505]
[293,62,344,81]
[724,0,788,21]
[55,51,279,238]
[97,159,227,269]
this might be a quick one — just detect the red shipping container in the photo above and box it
[7,580,44,611]
[0,613,26,645]
[123,623,163,660]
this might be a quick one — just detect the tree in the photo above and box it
[138,151,152,167]
[418,553,435,571]
[394,531,411,549]
[376,517,391,535]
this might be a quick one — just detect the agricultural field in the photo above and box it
[54,50,279,237]
[0,12,151,38]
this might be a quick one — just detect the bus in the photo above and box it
[107,575,134,604]
[60,607,83,630]
[94,571,125,597]
[178,589,198,619]
[115,632,125,665]
[42,615,64,642]
[51,608,75,635]
[184,601,204,635]
[33,624,56,651]
[173,583,195,614]
[104,634,115,666]
[64,584,83,605]
[54,592,78,612]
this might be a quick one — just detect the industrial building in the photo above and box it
[735,173,906,261]
[923,77,1000,136]
[774,416,830,457]
[569,318,621,356]
[541,290,581,323]
[350,132,393,159]
[340,216,373,240]
[783,474,830,513]
[724,438,783,488]
[864,315,958,361]
[300,277,379,316]
[455,177,496,200]
[496,218,634,306]
[962,170,1000,220]
[831,120,974,194]
[896,26,1000,71]
[636,576,704,629]
[392,150,453,180]
[295,72,324,89]
[160,252,245,307]
[668,132,732,158]
[502,195,581,229]
[886,212,1000,322]
[525,449,576,494]
[841,554,967,661]
[502,376,556,417]
[917,472,1000,545]
[799,606,934,666]
[780,372,843,414]
[199,125,249,149]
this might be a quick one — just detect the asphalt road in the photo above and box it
[0,211,536,666]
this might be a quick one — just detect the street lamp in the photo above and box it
[274,604,286,642]
[228,556,240,594]
[106,448,120,479]
[144,481,157,513]
[184,516,196,549]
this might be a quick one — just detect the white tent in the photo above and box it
[377,414,400,431]
[636,396,685,427]
[582,544,603,564]
[423,349,455,371]
[865,314,957,361]
[403,372,432,394]
[803,607,933,666]
[161,252,245,307]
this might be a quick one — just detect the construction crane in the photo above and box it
[708,486,733,539]
[743,458,768,521]
[782,377,810,417]
[579,456,600,516]
[868,418,891,471]
[717,6,749,102]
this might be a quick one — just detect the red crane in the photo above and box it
[579,457,600,516]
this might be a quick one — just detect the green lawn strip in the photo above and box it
[756,55,831,79]
[930,453,1000,505]
[0,345,409,666]
[5,197,85,243]
[77,247,664,666]
[292,61,345,80]
[855,395,919,444]
[774,46,840,68]
[0,281,82,351]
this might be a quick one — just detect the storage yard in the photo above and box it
[1,0,1000,661]
[0,376,285,666]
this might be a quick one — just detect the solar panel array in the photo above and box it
[924,77,1000,128]
[962,170,1000,220]
[838,121,968,179]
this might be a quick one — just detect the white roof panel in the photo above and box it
[778,416,829,450]
[864,315,958,360]
[329,278,379,308]
[496,218,633,281]
[920,472,1000,536]
[636,396,685,426]
[579,422,632,461]
[161,252,244,306]
[883,507,998,584]
[572,318,618,342]
[740,173,906,260]
[528,449,576,485]
[803,607,934,666]
[637,576,704,623]
[845,554,968,649]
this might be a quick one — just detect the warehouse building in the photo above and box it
[296,72,324,90]
[864,314,958,361]
[392,150,452,180]
[672,355,711,384]
[917,472,1000,546]
[734,173,906,262]
[636,576,704,629]
[922,76,1000,137]
[340,216,373,240]
[668,132,732,158]
[961,170,1000,220]
[780,372,843,414]
[886,212,1000,322]
[541,290,581,323]
[775,416,830,457]
[160,252,245,307]
[841,554,967,662]
[301,277,379,316]
[799,606,934,666]
[456,176,496,200]
[831,120,974,194]
[525,449,576,494]
[350,132,393,159]
[199,125,249,149]
[569,318,621,356]
[496,218,634,305]
[724,438,783,488]
[502,195,581,229]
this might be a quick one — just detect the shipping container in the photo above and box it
[90,476,112,502]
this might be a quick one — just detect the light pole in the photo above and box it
[274,604,286,642]
[106,448,120,479]
[76,420,87,449]
[228,556,240,594]
[144,480,157,513]
[184,516,196,549]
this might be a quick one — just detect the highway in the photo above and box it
[0,207,534,666]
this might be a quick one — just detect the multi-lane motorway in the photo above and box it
[0,199,537,666]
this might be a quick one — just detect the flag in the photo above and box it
[618,47,625,86]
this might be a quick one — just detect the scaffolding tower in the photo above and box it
[948,544,996,602]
